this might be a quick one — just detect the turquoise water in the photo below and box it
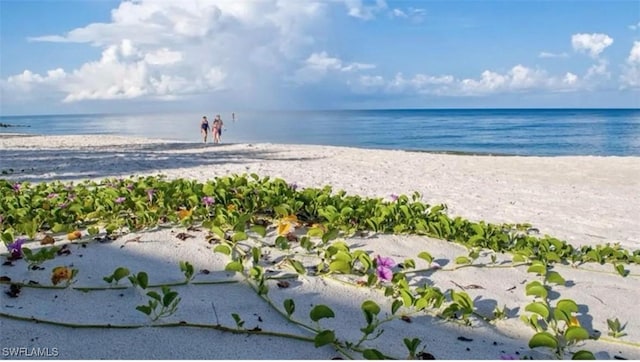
[1,109,639,156]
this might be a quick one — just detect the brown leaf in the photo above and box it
[277,281,290,288]
[285,232,298,242]
[6,284,21,298]
[187,226,202,232]
[0,276,11,283]
[175,233,195,241]
[401,315,412,323]
[41,235,55,245]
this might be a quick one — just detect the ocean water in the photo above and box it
[1,109,639,156]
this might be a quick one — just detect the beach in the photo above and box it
[1,134,639,360]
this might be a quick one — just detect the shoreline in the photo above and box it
[1,133,638,250]
[1,133,639,359]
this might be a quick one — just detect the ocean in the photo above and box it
[1,109,639,156]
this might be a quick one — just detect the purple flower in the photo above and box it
[7,238,25,258]
[115,196,126,204]
[289,182,298,191]
[146,189,155,202]
[126,184,134,190]
[375,255,395,281]
[47,193,58,199]
[390,194,399,202]
[202,196,214,206]
[58,202,68,209]
[12,183,21,192]
[67,194,76,201]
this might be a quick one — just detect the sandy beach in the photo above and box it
[1,134,639,360]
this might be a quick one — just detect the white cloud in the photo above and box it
[629,21,640,31]
[5,0,327,104]
[343,0,387,20]
[571,33,613,58]
[538,51,569,59]
[294,51,374,83]
[354,64,582,96]
[585,59,610,80]
[620,41,640,88]
[389,7,426,22]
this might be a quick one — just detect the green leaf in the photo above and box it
[455,256,471,265]
[527,263,547,276]
[288,259,306,275]
[546,271,566,285]
[417,251,433,264]
[572,350,596,360]
[525,281,548,299]
[525,302,550,320]
[137,272,149,289]
[283,299,295,317]
[231,231,248,242]
[251,247,261,264]
[615,264,629,277]
[362,349,385,360]
[273,205,289,217]
[113,267,130,282]
[87,226,99,235]
[213,244,232,255]
[400,289,414,307]
[329,260,351,274]
[136,305,152,315]
[314,330,335,348]
[391,300,403,315]
[529,332,559,349]
[310,305,335,322]
[565,326,590,341]
[162,291,179,307]
[250,225,266,237]
[225,261,243,272]
[146,291,161,301]
[556,299,579,314]
[361,300,381,316]
[210,226,225,240]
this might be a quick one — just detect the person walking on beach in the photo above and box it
[200,116,210,143]
[213,114,224,144]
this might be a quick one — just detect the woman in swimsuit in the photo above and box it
[213,114,224,144]
[200,116,210,143]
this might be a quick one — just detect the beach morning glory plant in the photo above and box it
[7,238,25,258]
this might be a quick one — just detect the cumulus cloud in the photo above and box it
[620,41,640,88]
[294,51,375,83]
[4,0,328,104]
[353,64,582,96]
[571,33,613,58]
[343,0,387,20]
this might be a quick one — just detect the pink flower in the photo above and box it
[146,189,155,203]
[12,183,21,192]
[115,197,126,204]
[390,194,398,202]
[375,255,395,281]
[47,193,58,199]
[202,196,214,206]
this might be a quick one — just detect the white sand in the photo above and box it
[1,134,639,360]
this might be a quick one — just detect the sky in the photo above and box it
[0,0,639,115]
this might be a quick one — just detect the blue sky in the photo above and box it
[1,0,639,115]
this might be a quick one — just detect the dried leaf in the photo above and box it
[175,233,195,241]
[0,276,11,283]
[277,281,290,289]
[401,315,412,323]
[285,232,298,242]
[67,230,82,241]
[56,244,71,256]
[41,235,55,245]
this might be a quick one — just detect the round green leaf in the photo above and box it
[329,260,351,274]
[525,302,550,320]
[565,326,589,342]
[225,261,243,272]
[529,332,559,349]
[525,283,548,299]
[572,350,596,360]
[527,263,547,276]
[417,251,433,264]
[310,305,335,322]
[546,271,566,285]
[314,330,335,347]
[363,349,385,360]
[213,244,232,256]
[361,300,381,316]
[556,299,579,314]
